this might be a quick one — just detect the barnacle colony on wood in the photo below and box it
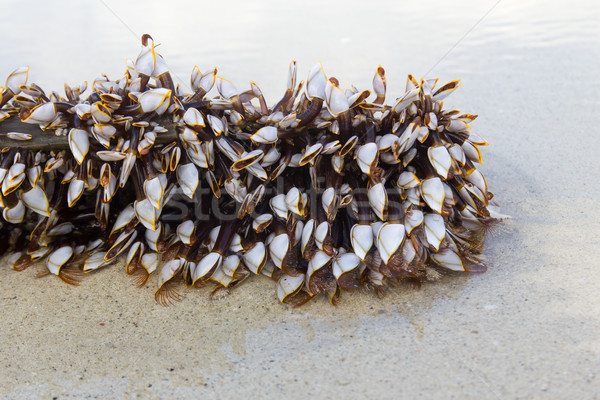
[0,34,502,305]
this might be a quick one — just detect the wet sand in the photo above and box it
[1,0,599,398]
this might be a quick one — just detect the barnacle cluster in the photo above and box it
[0,34,500,305]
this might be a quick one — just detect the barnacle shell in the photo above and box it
[0,34,503,306]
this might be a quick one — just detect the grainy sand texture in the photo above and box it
[1,0,599,398]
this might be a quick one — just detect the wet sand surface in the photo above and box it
[1,0,599,398]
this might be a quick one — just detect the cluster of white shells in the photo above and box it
[0,35,498,305]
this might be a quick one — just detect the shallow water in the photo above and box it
[2,0,597,100]
[0,0,599,398]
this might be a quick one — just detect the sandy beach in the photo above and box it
[1,0,599,398]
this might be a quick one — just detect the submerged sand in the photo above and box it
[1,0,599,398]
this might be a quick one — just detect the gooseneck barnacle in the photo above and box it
[0,34,504,306]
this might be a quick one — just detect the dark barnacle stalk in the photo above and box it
[0,34,505,306]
